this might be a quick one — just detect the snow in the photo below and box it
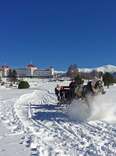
[52,64,116,74]
[79,64,116,73]
[67,86,116,123]
[0,87,31,156]
[0,80,116,156]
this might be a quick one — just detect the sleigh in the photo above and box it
[56,80,106,106]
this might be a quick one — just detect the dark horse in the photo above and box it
[75,80,105,106]
[56,80,105,105]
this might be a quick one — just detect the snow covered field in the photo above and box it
[0,80,116,156]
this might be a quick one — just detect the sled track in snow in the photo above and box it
[12,86,116,156]
[13,89,80,155]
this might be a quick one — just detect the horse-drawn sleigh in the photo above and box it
[55,78,105,106]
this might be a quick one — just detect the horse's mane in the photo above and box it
[94,80,103,89]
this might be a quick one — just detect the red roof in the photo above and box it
[27,64,36,68]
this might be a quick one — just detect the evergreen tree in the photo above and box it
[74,74,83,85]
[18,80,30,89]
[12,70,17,83]
[8,69,17,83]
[103,72,114,88]
[8,69,12,78]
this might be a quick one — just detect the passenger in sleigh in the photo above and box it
[55,84,61,101]
[55,79,77,103]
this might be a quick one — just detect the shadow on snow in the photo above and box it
[31,104,69,122]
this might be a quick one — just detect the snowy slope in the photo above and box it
[79,64,116,73]
[96,65,116,73]
[55,64,116,74]
[0,81,116,156]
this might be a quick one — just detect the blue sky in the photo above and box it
[0,0,115,70]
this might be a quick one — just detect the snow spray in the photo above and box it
[67,87,116,123]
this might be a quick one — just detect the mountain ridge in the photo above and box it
[79,64,116,73]
[55,65,116,74]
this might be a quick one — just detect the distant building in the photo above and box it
[1,65,10,77]
[0,64,55,78]
[15,68,27,77]
[15,64,37,78]
[33,67,54,78]
[0,68,3,78]
[26,64,38,77]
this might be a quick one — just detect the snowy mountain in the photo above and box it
[55,65,116,74]
[79,64,116,73]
